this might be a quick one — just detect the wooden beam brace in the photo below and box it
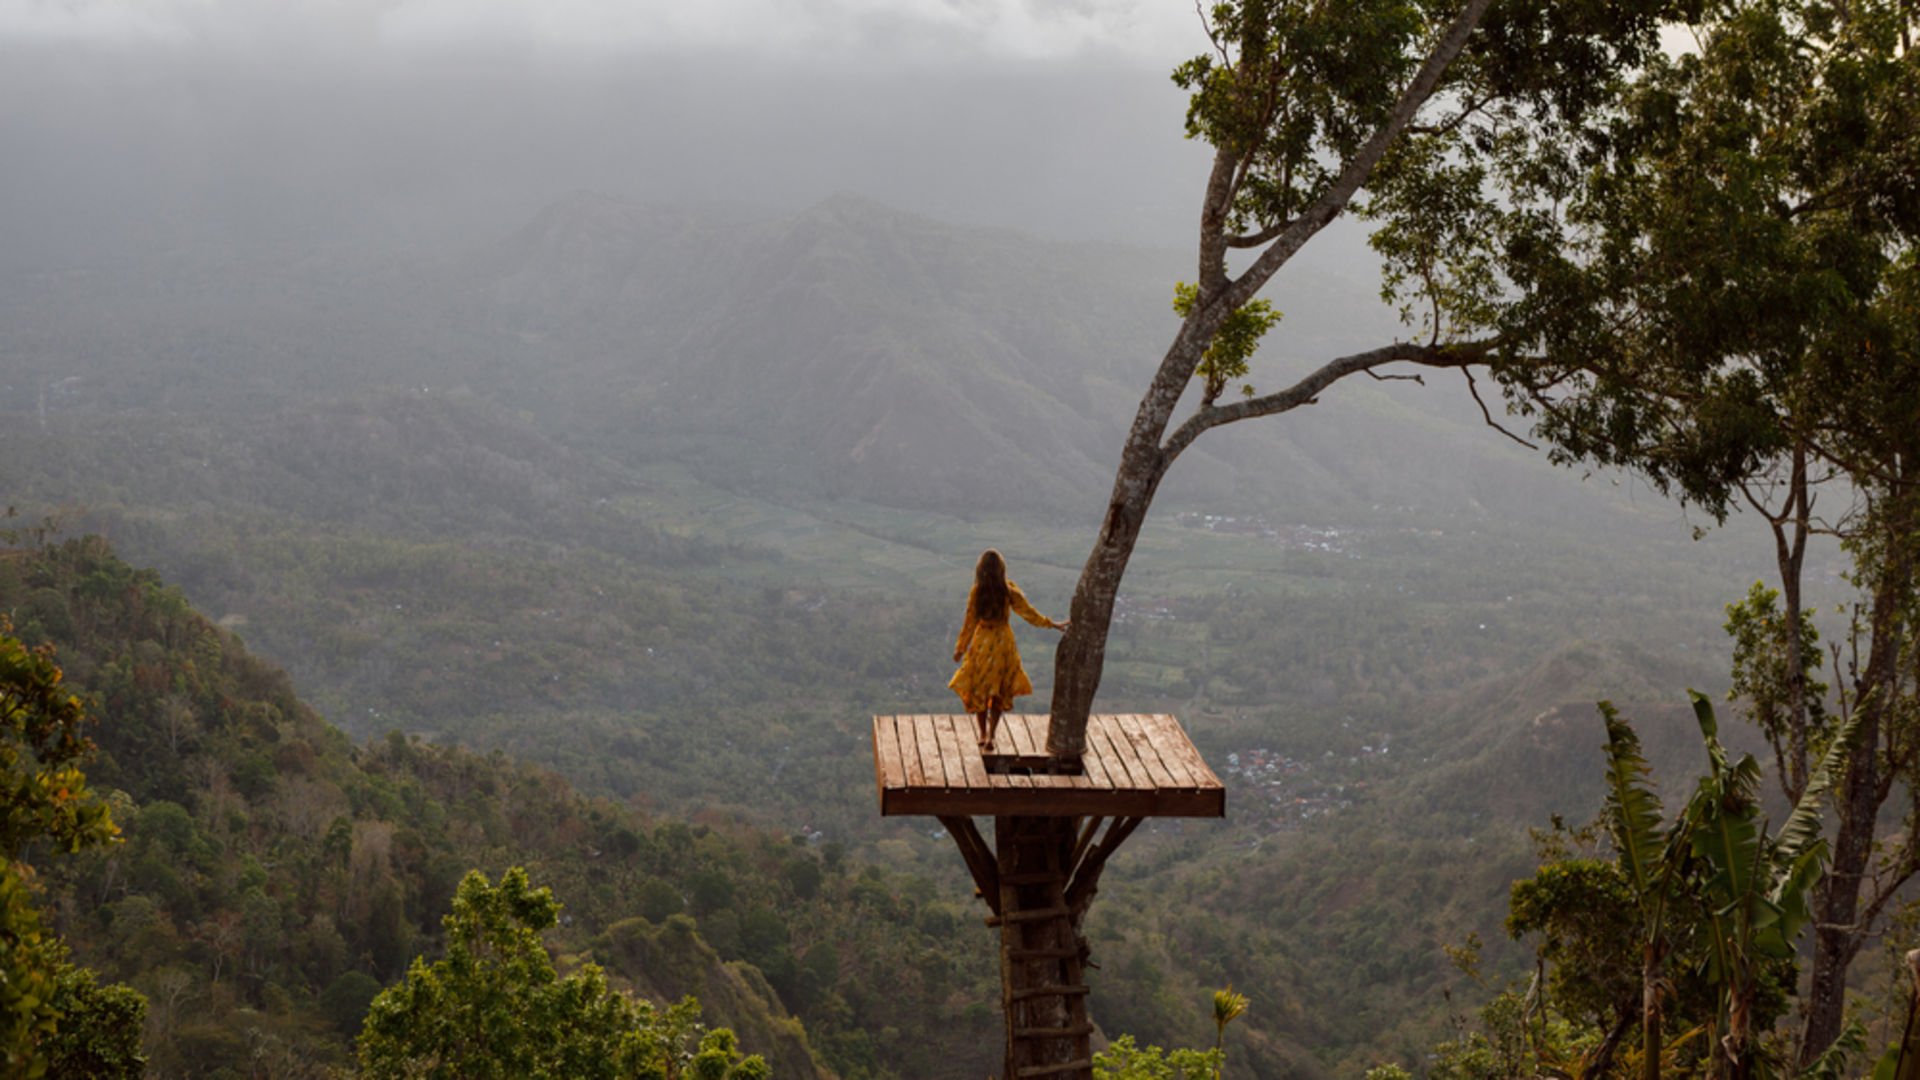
[938,815,1000,915]
[1068,815,1102,874]
[1065,815,1144,914]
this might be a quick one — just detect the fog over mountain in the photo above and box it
[0,33,1219,262]
[6,0,1544,525]
[4,8,1863,1078]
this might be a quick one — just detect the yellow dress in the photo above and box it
[949,582,1055,713]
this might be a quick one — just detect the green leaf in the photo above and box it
[1599,701,1667,903]
[1774,708,1864,872]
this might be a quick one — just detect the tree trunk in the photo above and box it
[1642,940,1663,1080]
[1802,695,1880,1059]
[1046,461,1167,760]
[1775,444,1811,800]
[1800,496,1916,1064]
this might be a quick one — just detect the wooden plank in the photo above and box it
[898,716,928,788]
[1119,712,1182,790]
[1000,905,1072,923]
[933,715,972,792]
[1017,1057,1093,1077]
[1036,716,1095,789]
[1003,713,1037,756]
[883,785,1222,818]
[1142,713,1203,789]
[1162,712,1217,788]
[1077,721,1117,791]
[873,715,905,791]
[1089,717,1146,791]
[1114,713,1178,789]
[871,714,1226,817]
[1157,713,1224,787]
[872,717,894,812]
[999,716,1033,789]
[1153,713,1221,789]
[1010,984,1089,999]
[995,713,1023,755]
[1001,871,1068,886]
[913,714,952,788]
[1130,713,1188,788]
[954,715,992,791]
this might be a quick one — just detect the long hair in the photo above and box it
[970,549,1010,623]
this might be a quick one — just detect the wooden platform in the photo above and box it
[872,714,1224,818]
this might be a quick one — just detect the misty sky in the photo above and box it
[0,0,1319,268]
[3,0,1197,61]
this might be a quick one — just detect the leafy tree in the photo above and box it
[1044,0,1689,756]
[1,616,144,1078]
[1,617,117,859]
[320,970,384,1034]
[1507,695,1858,1080]
[1096,989,1246,1080]
[1454,0,1920,1058]
[39,964,149,1080]
[1038,2,1913,1064]
[1092,1035,1220,1080]
[358,866,768,1080]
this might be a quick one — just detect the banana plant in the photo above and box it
[1598,701,1691,1080]
[1681,692,1860,1080]
[1598,695,1860,1080]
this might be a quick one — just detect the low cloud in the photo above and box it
[2,0,1201,65]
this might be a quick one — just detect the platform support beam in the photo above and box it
[937,814,1147,1080]
[996,815,1091,1080]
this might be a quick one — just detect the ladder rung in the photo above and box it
[1010,947,1079,958]
[1017,1058,1093,1077]
[1014,1024,1093,1037]
[1010,984,1089,1001]
[1001,871,1066,884]
[1000,906,1071,923]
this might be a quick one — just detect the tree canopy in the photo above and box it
[359,866,770,1080]
[1,618,144,1079]
[1045,0,1698,756]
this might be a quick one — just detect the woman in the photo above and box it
[949,549,1068,751]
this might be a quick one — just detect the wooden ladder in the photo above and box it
[996,816,1093,1080]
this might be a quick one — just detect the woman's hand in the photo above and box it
[953,648,965,662]
[1053,619,1070,632]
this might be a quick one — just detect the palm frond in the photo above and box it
[1775,710,1864,872]
[1600,702,1667,900]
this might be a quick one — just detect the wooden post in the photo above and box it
[995,815,1093,1079]
[874,715,1222,1080]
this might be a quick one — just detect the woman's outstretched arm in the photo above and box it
[1009,583,1068,631]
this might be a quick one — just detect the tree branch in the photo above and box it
[1128,0,1498,496]
[1226,221,1291,248]
[1406,90,1497,138]
[1215,0,1497,315]
[1160,339,1499,462]
[1198,146,1244,293]
[1464,367,1540,449]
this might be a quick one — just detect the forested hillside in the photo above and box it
[2,539,1022,1078]
[0,197,1849,1079]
